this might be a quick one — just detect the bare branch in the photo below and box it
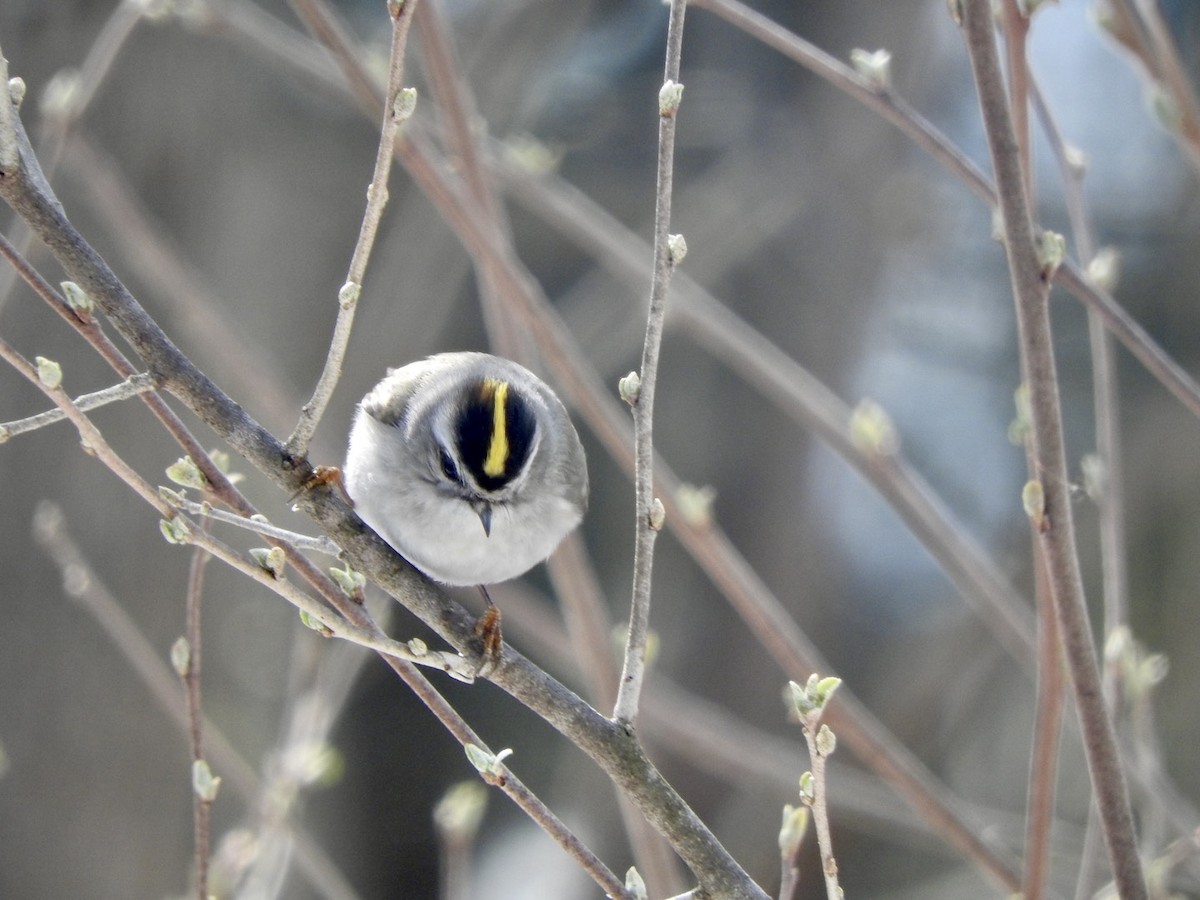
[182,536,215,900]
[286,0,421,456]
[614,0,688,727]
[0,372,154,441]
[690,0,1200,425]
[30,502,364,900]
[961,2,1146,897]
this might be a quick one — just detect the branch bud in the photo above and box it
[658,79,684,117]
[849,48,892,90]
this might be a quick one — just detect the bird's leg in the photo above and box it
[473,585,503,677]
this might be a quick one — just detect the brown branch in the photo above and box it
[690,0,1200,425]
[0,67,764,900]
[183,538,214,900]
[961,3,1147,898]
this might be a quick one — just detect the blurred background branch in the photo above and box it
[2,1,1200,898]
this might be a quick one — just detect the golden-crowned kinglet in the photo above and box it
[343,352,588,586]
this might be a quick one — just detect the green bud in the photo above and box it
[8,76,26,109]
[1086,246,1120,293]
[1104,625,1131,666]
[285,741,344,787]
[799,770,815,803]
[40,68,82,120]
[789,673,842,720]
[192,759,222,802]
[464,744,513,778]
[815,724,837,757]
[502,132,563,175]
[338,281,361,311]
[648,497,666,531]
[1064,143,1087,177]
[1081,453,1104,503]
[667,233,688,265]
[35,357,63,390]
[849,399,899,457]
[166,456,207,490]
[850,48,892,90]
[658,79,684,117]
[329,564,366,597]
[1137,653,1169,691]
[1022,480,1046,531]
[779,804,810,857]
[170,636,191,677]
[159,516,191,545]
[393,87,418,122]
[625,867,648,900]
[618,371,642,406]
[1148,83,1181,134]
[250,546,287,580]
[61,281,93,316]
[1036,230,1066,279]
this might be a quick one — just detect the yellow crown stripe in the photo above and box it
[483,379,509,478]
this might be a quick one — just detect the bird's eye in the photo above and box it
[438,447,465,486]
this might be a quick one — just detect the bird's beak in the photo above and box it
[473,501,493,537]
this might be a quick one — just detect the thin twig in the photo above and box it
[494,149,1037,667]
[183,535,214,900]
[196,13,1025,884]
[285,0,420,457]
[999,0,1033,200]
[63,137,297,424]
[996,22,1064,900]
[1,138,764,900]
[0,53,18,172]
[2,21,1009,897]
[1032,66,1131,650]
[614,0,688,728]
[961,3,1147,898]
[689,0,1200,425]
[1022,554,1065,900]
[792,679,844,900]
[181,528,477,683]
[0,0,146,314]
[30,502,364,900]
[414,0,523,357]
[1032,70,1135,900]
[160,489,342,557]
[0,372,154,441]
[547,537,690,896]
[0,163,367,644]
[0,336,170,513]
[0,325,468,681]
[380,657,634,900]
[1124,0,1200,175]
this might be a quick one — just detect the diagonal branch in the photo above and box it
[0,54,765,898]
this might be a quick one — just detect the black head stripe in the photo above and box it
[457,379,537,492]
